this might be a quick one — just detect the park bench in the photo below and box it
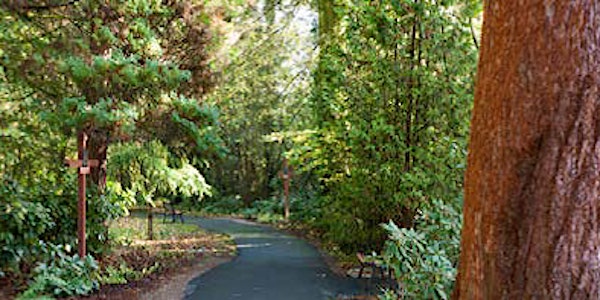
[356,252,392,280]
[356,252,399,293]
[162,201,185,223]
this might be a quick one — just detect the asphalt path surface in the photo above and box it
[184,218,365,300]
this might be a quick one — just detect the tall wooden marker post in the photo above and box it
[280,158,293,220]
[64,131,99,257]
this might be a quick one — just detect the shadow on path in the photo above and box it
[184,217,370,300]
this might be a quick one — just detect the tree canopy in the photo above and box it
[0,0,218,276]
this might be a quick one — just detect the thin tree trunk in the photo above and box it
[454,1,600,298]
[404,2,418,172]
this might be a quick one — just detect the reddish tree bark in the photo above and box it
[454,1,600,299]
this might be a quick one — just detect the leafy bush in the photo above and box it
[19,243,99,298]
[1,178,72,275]
[245,198,282,221]
[0,188,54,274]
[99,262,159,285]
[1,174,129,277]
[201,196,246,215]
[99,264,132,285]
[108,141,212,209]
[382,198,462,299]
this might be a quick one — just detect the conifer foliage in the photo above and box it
[0,0,218,286]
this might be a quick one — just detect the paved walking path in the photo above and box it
[184,218,365,300]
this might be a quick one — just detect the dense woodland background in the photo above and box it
[0,0,481,298]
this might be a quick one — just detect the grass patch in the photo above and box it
[99,215,236,288]
[109,216,200,244]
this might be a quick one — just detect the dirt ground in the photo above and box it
[78,255,232,300]
[72,226,236,300]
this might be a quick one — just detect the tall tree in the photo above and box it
[1,1,212,192]
[313,0,340,125]
[300,0,478,253]
[0,0,216,258]
[205,0,313,203]
[455,1,600,298]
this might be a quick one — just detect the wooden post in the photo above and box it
[281,158,292,220]
[65,132,99,258]
[77,131,87,258]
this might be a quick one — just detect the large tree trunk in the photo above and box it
[454,1,600,298]
[87,128,109,192]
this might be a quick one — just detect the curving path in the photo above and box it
[184,218,365,300]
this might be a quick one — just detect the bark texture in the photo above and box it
[454,1,600,299]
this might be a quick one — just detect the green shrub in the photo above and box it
[99,262,159,285]
[201,196,245,215]
[0,197,54,274]
[19,244,99,298]
[382,198,462,299]
[100,264,131,285]
[288,192,324,225]
[1,175,128,277]
[234,198,285,223]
